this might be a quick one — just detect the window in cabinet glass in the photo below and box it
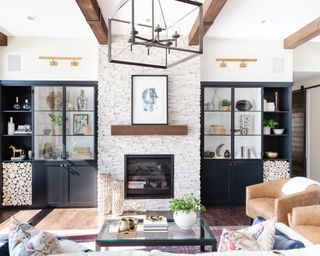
[234,88,261,159]
[204,88,232,159]
[66,87,95,160]
[34,87,64,160]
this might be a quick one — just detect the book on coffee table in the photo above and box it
[143,216,168,232]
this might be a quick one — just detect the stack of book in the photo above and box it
[143,216,168,232]
[72,147,92,159]
[128,181,146,189]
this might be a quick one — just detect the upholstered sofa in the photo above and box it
[57,246,320,256]
[288,205,320,244]
[55,223,320,256]
[246,178,320,225]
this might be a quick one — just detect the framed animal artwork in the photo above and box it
[131,75,168,125]
[73,114,89,135]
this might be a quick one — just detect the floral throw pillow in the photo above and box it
[8,217,62,256]
[24,231,62,255]
[218,228,261,252]
[218,217,276,252]
[9,217,39,255]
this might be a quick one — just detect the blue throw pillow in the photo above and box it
[252,217,305,250]
[0,238,9,256]
[274,230,305,250]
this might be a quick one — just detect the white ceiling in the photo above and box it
[1,0,320,41]
[207,0,320,42]
[1,0,320,81]
[0,0,93,37]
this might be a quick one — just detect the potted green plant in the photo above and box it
[263,119,278,135]
[169,193,205,230]
[220,99,231,111]
[49,113,63,135]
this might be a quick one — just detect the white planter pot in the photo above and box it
[263,126,271,135]
[173,211,197,230]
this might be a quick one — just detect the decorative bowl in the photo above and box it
[236,100,253,111]
[265,151,278,158]
[273,129,285,135]
[43,129,51,135]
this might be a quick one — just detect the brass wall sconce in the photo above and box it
[39,56,82,67]
[216,58,257,68]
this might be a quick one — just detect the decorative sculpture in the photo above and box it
[9,145,24,158]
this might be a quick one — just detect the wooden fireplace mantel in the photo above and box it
[111,125,188,136]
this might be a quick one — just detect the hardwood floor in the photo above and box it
[0,206,250,233]
[202,206,250,226]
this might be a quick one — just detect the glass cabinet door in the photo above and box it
[34,86,64,160]
[65,86,95,160]
[203,88,232,159]
[234,88,261,159]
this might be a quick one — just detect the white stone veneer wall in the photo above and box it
[98,43,201,211]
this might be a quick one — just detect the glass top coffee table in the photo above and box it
[96,217,216,252]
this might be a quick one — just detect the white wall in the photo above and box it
[0,37,98,81]
[307,87,320,182]
[201,38,293,82]
[293,42,320,73]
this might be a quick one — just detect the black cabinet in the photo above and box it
[201,159,262,205]
[66,162,97,206]
[230,160,262,204]
[201,82,292,206]
[0,81,98,208]
[201,160,231,205]
[46,161,97,207]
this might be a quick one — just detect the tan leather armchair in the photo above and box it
[289,205,320,244]
[246,178,320,225]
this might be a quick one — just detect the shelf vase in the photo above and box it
[8,117,15,135]
[53,126,62,135]
[173,211,197,230]
[211,89,221,111]
[264,126,271,135]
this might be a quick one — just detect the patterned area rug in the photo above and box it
[64,226,247,253]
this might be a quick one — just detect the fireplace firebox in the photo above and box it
[124,155,174,199]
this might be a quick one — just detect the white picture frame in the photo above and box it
[131,75,168,125]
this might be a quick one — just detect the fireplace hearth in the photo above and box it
[124,155,174,199]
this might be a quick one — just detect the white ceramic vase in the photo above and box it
[173,211,197,230]
[263,126,271,135]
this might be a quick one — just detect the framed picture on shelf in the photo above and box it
[131,75,168,125]
[73,114,88,135]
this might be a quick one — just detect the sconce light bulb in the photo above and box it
[50,59,58,66]
[240,62,246,68]
[220,61,227,68]
[71,60,79,66]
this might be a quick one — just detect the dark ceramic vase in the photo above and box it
[236,100,253,111]
[224,150,231,158]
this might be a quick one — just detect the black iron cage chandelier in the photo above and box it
[108,0,203,69]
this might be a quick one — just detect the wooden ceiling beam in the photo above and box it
[284,17,320,49]
[188,0,227,46]
[0,32,8,46]
[75,0,108,45]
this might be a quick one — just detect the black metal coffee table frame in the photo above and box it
[96,218,217,252]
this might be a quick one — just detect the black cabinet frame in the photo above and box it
[0,80,98,208]
[200,82,292,206]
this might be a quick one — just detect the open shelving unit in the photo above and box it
[0,81,98,208]
[1,85,33,162]
[201,82,292,206]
